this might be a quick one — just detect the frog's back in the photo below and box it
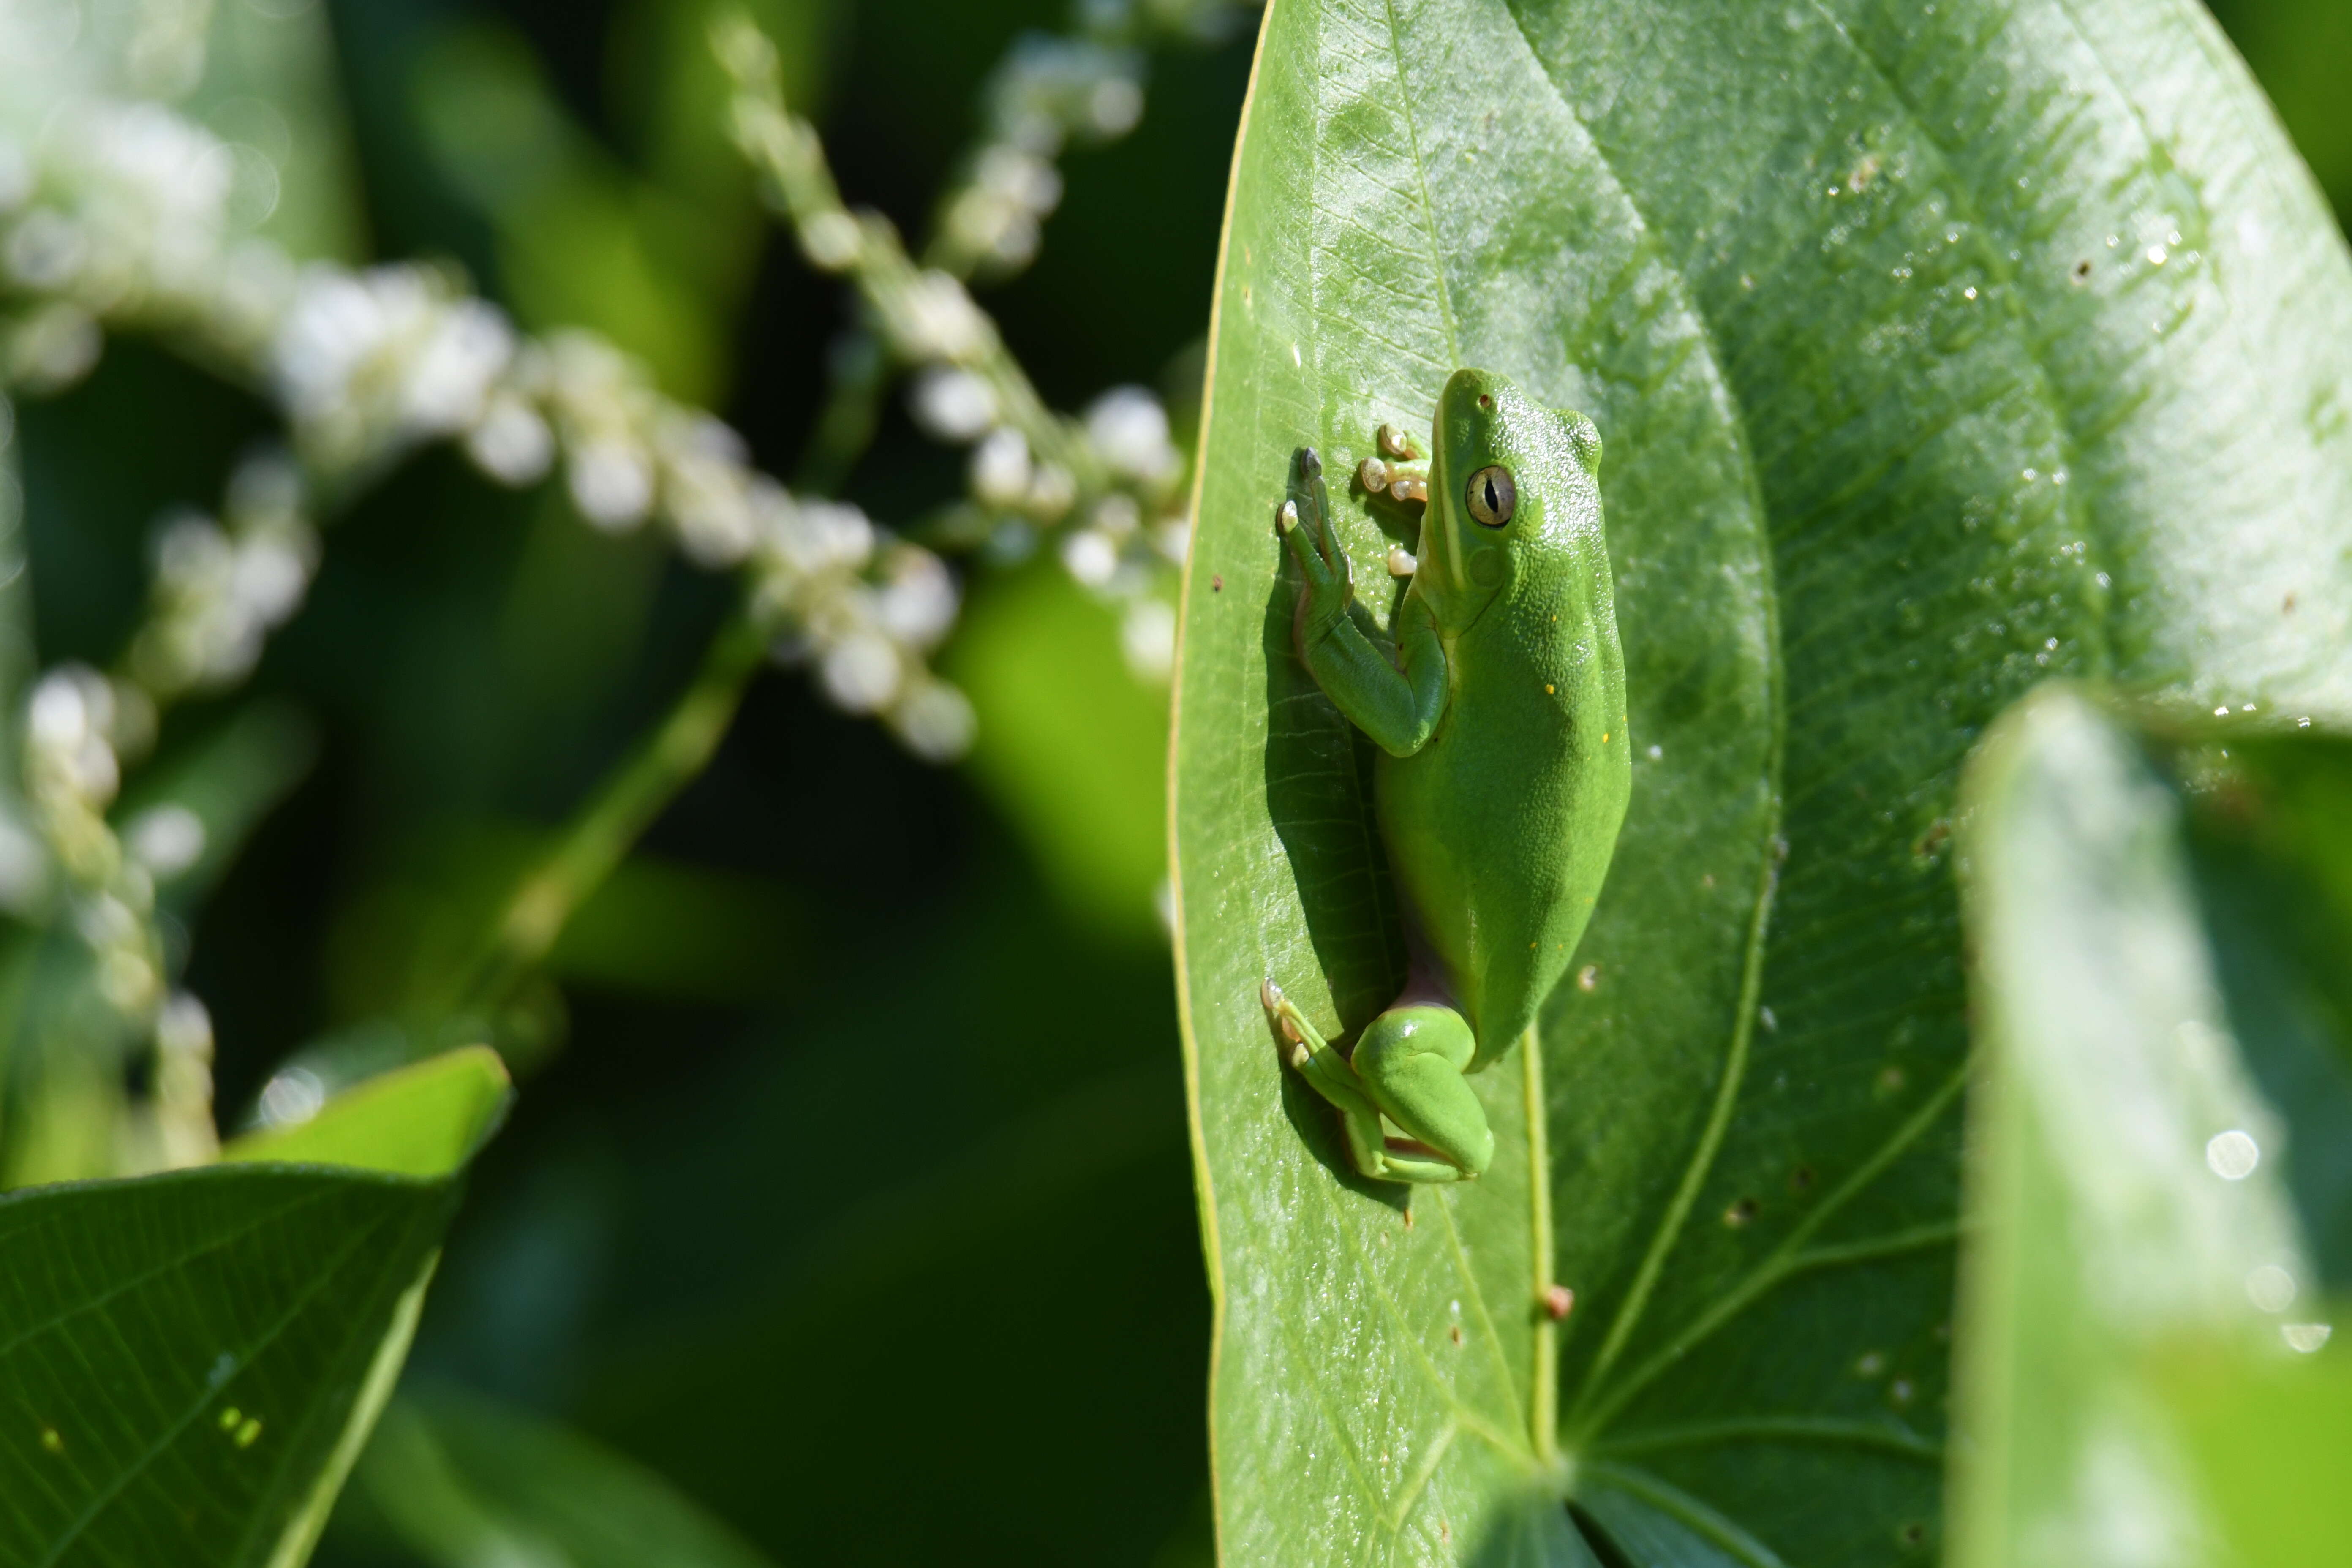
[1375,541,1629,1064]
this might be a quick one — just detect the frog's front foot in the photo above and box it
[1357,422,1430,505]
[1260,980,1492,1184]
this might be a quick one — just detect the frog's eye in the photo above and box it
[1465,465,1516,528]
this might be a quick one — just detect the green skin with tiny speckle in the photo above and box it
[1269,368,1631,1183]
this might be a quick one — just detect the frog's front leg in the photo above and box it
[1262,982,1494,1184]
[1277,449,1449,758]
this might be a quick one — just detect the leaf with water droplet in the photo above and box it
[0,1048,509,1565]
[1174,0,2352,1560]
[1952,690,2352,1567]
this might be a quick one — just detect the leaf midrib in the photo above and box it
[1477,0,2155,1454]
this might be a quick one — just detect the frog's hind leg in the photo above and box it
[1262,984,1487,1184]
[1354,1006,1493,1178]
[1262,981,1392,1179]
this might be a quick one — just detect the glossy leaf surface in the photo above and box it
[1170,0,2352,1561]
[0,1050,508,1568]
[1952,688,2352,1568]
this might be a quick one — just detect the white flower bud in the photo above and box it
[1122,598,1178,680]
[402,299,512,433]
[822,632,902,712]
[125,804,207,879]
[231,534,312,626]
[1060,528,1119,588]
[909,367,997,441]
[155,991,214,1061]
[893,680,977,761]
[970,427,1031,506]
[873,550,959,648]
[898,270,988,362]
[568,440,654,530]
[1092,493,1141,538]
[1088,77,1144,137]
[1024,462,1075,521]
[258,1066,327,1128]
[8,303,102,392]
[1085,385,1179,483]
[5,210,88,289]
[798,210,862,271]
[466,396,555,485]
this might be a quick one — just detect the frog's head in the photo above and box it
[1415,368,1605,633]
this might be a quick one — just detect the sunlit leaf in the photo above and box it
[0,1049,508,1566]
[1951,687,2352,1568]
[224,1045,510,1179]
[1171,0,2352,1560]
[948,560,1171,936]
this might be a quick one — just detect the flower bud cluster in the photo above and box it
[273,262,513,472]
[717,14,1195,678]
[0,73,997,1168]
[0,98,296,390]
[20,662,165,1023]
[936,0,1260,279]
[0,88,975,751]
[126,450,318,700]
[752,493,974,759]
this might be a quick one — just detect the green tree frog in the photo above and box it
[1264,368,1631,1184]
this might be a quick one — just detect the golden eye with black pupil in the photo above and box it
[1465,465,1516,527]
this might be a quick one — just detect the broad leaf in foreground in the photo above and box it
[1169,0,2352,1561]
[1953,687,2352,1567]
[0,1048,509,1568]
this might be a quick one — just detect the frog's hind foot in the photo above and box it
[1259,979,1317,1067]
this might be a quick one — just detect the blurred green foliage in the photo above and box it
[7,0,2344,1563]
[18,0,1244,1560]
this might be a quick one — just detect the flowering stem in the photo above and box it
[0,403,33,789]
[456,599,769,1016]
[716,19,1104,501]
[793,329,887,495]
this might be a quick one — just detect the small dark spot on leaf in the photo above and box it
[2284,590,2297,613]
[1792,1165,1816,1192]
[1724,1198,1759,1228]
[1542,1285,1575,1320]
[1449,1324,1463,1345]
[2072,259,2092,281]
[1900,1522,1927,1550]
[1212,574,1223,591]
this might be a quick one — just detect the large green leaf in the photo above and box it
[1169,0,2352,1560]
[1952,686,2352,1568]
[0,1049,508,1568]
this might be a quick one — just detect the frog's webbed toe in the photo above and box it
[1358,422,1430,505]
